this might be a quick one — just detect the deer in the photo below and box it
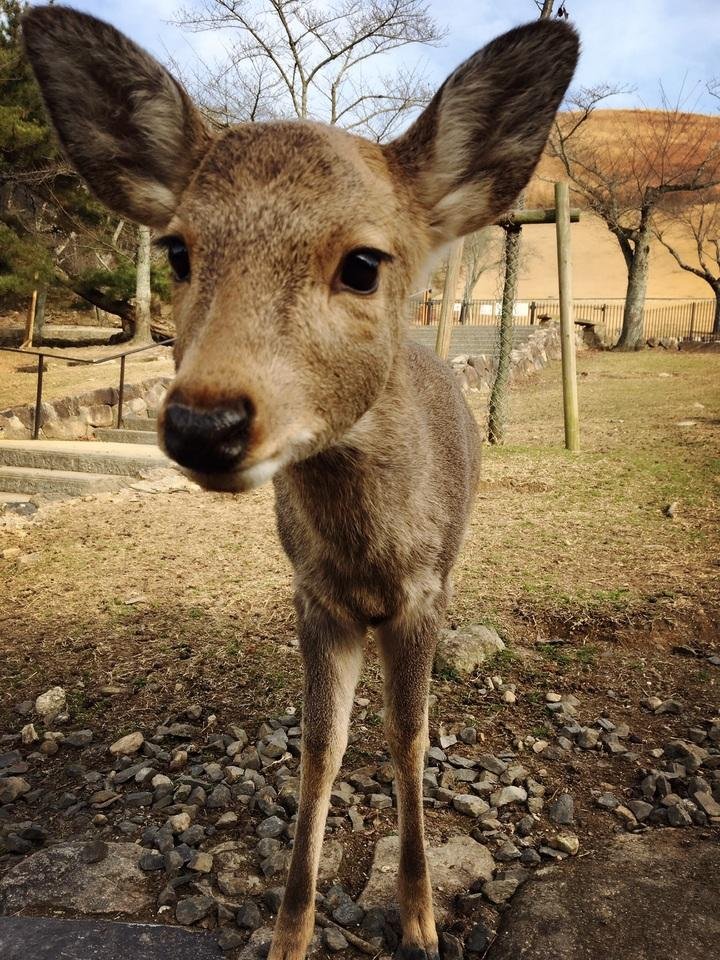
[23,6,578,958]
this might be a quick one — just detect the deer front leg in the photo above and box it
[376,603,442,960]
[269,602,364,960]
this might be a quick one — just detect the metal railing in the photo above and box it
[0,339,174,439]
[409,296,719,342]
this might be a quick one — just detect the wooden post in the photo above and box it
[555,181,580,452]
[21,273,39,349]
[435,238,464,359]
[689,301,697,340]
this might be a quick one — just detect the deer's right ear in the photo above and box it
[22,6,212,228]
[385,20,579,245]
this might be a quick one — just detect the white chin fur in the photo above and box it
[186,429,319,493]
[186,455,282,493]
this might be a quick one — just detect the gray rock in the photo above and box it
[65,729,94,748]
[176,895,215,925]
[332,901,364,926]
[466,922,490,953]
[207,784,232,810]
[460,727,478,745]
[494,841,521,862]
[453,794,490,817]
[520,848,542,866]
[694,791,720,817]
[549,794,574,825]
[482,878,520,905]
[440,932,464,960]
[264,887,285,913]
[206,841,264,899]
[478,755,507,776]
[236,901,262,930]
[260,849,291,879]
[139,851,165,872]
[0,778,30,805]
[323,927,349,951]
[490,785,527,808]
[434,624,505,677]
[79,841,109,864]
[627,800,654,821]
[0,842,153,915]
[484,832,720,960]
[256,816,286,839]
[666,804,693,827]
[217,928,245,952]
[359,835,493,922]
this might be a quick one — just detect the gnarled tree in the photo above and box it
[655,190,720,334]
[549,89,720,348]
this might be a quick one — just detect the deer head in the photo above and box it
[24,6,578,491]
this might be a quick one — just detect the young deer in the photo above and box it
[24,7,578,957]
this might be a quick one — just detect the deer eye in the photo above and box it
[338,248,384,294]
[160,236,190,282]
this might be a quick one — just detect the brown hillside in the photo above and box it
[473,110,720,302]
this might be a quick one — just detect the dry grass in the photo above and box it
[0,345,175,411]
[0,348,718,735]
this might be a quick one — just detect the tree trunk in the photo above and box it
[616,221,651,350]
[133,225,153,344]
[714,289,720,335]
[538,1,555,19]
[34,287,48,343]
[488,225,521,445]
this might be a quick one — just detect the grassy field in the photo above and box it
[1,345,718,877]
[1,347,717,725]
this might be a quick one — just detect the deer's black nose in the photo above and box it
[163,399,252,473]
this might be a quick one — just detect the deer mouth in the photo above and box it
[176,428,319,493]
[184,454,285,493]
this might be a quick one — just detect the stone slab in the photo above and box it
[0,917,223,959]
[486,832,720,960]
[359,834,494,922]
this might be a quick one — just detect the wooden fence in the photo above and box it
[409,296,718,342]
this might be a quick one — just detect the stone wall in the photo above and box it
[451,322,589,394]
[0,323,588,441]
[0,377,170,441]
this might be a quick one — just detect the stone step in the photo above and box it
[122,416,158,432]
[0,440,169,475]
[0,465,133,499]
[95,428,158,445]
[408,324,534,356]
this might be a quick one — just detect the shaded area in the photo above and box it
[487,831,720,960]
[0,916,223,960]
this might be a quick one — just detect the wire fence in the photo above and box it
[408,296,718,342]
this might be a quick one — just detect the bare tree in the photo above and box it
[655,191,720,334]
[133,225,153,344]
[171,0,443,138]
[549,88,720,348]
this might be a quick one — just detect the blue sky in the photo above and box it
[35,0,720,115]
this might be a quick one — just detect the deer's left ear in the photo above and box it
[23,5,213,228]
[385,20,579,244]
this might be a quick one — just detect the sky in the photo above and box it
[30,0,720,116]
